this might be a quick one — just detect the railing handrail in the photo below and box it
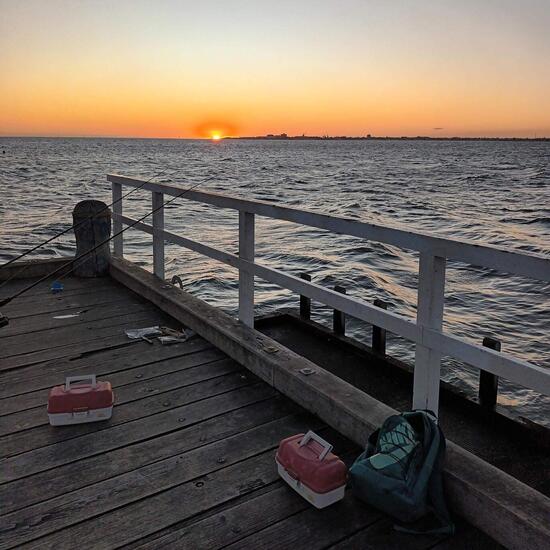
[108,173,550,415]
[108,174,550,282]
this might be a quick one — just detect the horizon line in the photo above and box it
[1,134,549,141]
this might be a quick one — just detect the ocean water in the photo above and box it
[1,137,549,424]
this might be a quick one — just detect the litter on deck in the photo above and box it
[47,375,114,426]
[158,327,192,345]
[276,430,347,509]
[53,313,80,319]
[125,325,194,345]
[50,281,64,293]
[52,309,88,320]
[125,326,163,339]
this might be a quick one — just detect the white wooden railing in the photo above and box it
[108,174,550,415]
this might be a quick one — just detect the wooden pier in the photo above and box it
[1,174,550,549]
[0,272,497,549]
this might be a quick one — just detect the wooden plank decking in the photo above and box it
[0,275,499,549]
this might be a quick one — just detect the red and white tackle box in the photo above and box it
[47,375,114,426]
[276,431,347,509]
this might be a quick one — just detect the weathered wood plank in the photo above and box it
[132,484,300,550]
[127,483,284,550]
[430,519,503,549]
[134,449,359,550]
[1,395,298,515]
[0,275,112,299]
[0,334,140,371]
[1,286,138,319]
[0,380,268,480]
[0,369,257,462]
[18,437,352,550]
[0,308,174,371]
[0,336,210,390]
[0,299,151,338]
[0,356,237,436]
[327,518,444,550]
[136,484,307,550]
[224,495,381,550]
[0,310,167,360]
[3,415,317,549]
[0,342,218,414]
[0,258,73,283]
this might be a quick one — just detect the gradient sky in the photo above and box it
[1,0,549,138]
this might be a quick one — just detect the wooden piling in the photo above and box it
[299,273,311,320]
[72,200,111,277]
[479,336,500,409]
[372,298,388,355]
[333,285,346,335]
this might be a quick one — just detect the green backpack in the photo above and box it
[349,411,454,535]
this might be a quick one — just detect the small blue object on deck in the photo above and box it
[51,281,64,294]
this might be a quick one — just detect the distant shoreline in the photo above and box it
[227,135,550,142]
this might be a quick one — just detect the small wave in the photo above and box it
[501,206,550,214]
[491,163,519,171]
[524,217,550,226]
[462,173,490,181]
[501,216,550,227]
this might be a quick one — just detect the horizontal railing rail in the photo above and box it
[108,174,550,281]
[108,173,550,414]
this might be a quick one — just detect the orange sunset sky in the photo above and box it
[1,0,549,139]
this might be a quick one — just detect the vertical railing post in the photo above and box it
[372,299,388,355]
[238,211,255,327]
[112,182,123,257]
[152,191,165,280]
[333,285,347,335]
[299,273,312,320]
[413,253,446,415]
[479,337,500,409]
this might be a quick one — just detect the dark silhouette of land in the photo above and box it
[226,133,549,141]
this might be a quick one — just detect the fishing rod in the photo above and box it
[0,176,211,308]
[0,168,171,289]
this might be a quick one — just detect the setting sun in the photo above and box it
[211,133,222,141]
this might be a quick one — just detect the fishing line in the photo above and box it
[0,168,172,288]
[0,176,211,308]
[0,168,169,270]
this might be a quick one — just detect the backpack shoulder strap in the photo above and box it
[395,416,455,536]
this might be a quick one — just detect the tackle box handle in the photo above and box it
[65,375,97,391]
[299,430,333,460]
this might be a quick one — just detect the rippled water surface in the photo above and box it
[1,137,549,423]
